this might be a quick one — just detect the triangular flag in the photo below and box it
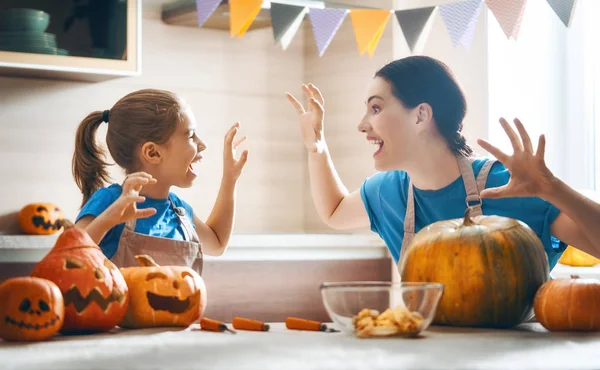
[349,9,391,58]
[546,0,577,27]
[394,7,435,52]
[196,0,222,27]
[308,8,348,57]
[485,0,527,40]
[270,3,307,50]
[229,0,262,39]
[439,0,484,50]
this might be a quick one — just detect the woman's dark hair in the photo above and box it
[375,56,473,156]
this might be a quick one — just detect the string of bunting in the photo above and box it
[196,0,578,57]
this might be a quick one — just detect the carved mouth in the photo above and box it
[5,315,60,330]
[146,292,191,314]
[63,286,127,313]
[32,216,62,231]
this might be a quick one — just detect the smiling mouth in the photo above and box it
[146,292,191,314]
[189,156,202,175]
[369,138,384,156]
[5,315,61,330]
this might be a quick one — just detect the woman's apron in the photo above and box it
[110,198,204,275]
[397,154,497,269]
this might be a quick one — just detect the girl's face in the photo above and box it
[157,110,206,188]
[358,77,421,171]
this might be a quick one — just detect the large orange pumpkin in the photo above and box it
[119,255,207,329]
[534,275,600,331]
[400,209,550,328]
[0,277,64,341]
[30,220,129,334]
[18,203,64,235]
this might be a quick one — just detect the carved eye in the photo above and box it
[95,268,105,281]
[39,300,50,312]
[65,257,85,269]
[19,299,31,312]
[181,271,194,280]
[146,272,168,281]
[36,206,48,213]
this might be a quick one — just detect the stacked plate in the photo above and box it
[0,8,67,56]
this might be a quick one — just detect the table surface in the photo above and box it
[2,322,600,370]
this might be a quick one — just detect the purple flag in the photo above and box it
[196,0,222,27]
[308,8,349,57]
[439,0,484,50]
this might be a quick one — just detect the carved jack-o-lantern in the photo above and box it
[18,203,65,235]
[119,255,207,328]
[30,220,129,334]
[0,277,65,341]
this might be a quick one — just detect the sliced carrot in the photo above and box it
[200,317,236,334]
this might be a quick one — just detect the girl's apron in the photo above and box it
[110,198,203,275]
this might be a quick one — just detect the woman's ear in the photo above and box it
[415,103,433,125]
[141,142,161,165]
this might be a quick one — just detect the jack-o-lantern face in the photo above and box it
[119,255,207,329]
[30,221,129,334]
[18,203,64,235]
[0,277,65,341]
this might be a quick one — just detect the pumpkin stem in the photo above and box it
[463,207,475,226]
[58,219,74,229]
[135,254,160,267]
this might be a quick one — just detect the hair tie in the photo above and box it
[102,110,110,123]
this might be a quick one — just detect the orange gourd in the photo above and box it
[534,275,600,331]
[30,220,129,334]
[400,209,550,328]
[18,203,64,235]
[119,255,207,329]
[0,277,64,341]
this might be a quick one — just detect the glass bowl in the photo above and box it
[320,281,444,338]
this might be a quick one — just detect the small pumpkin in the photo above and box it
[534,275,600,331]
[119,255,207,329]
[30,220,129,334]
[18,203,64,235]
[0,277,64,341]
[400,208,550,328]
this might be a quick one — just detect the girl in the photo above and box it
[286,55,600,272]
[72,89,248,275]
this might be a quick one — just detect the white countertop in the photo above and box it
[1,322,599,370]
[0,233,388,262]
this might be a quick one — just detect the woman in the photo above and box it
[286,55,600,271]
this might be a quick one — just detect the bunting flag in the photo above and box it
[349,9,391,58]
[271,3,307,50]
[546,0,577,27]
[196,0,222,27]
[486,0,528,40]
[308,8,349,57]
[439,0,484,50]
[394,7,435,52]
[229,0,263,38]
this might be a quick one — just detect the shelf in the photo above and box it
[0,0,142,82]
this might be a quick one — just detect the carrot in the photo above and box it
[200,317,236,334]
[285,317,327,331]
[232,317,270,331]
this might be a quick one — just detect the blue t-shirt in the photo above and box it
[75,184,195,259]
[360,158,567,270]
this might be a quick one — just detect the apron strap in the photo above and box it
[404,180,416,234]
[169,198,200,244]
[476,158,496,194]
[456,154,483,216]
[124,218,136,232]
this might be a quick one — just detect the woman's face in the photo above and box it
[358,77,420,171]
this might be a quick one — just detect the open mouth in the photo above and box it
[32,217,62,231]
[63,286,127,313]
[188,155,202,176]
[368,137,384,157]
[146,291,191,314]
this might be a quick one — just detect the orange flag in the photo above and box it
[349,9,391,57]
[229,0,263,38]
